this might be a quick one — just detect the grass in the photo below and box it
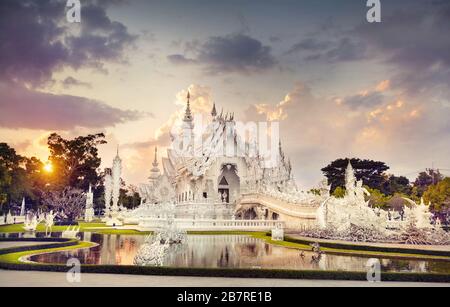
[0,222,107,234]
[0,240,96,265]
[92,229,152,235]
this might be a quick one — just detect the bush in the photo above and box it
[283,236,450,258]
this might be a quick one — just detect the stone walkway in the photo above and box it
[0,270,448,287]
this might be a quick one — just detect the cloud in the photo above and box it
[168,34,277,74]
[0,83,145,130]
[0,0,136,86]
[355,1,450,97]
[62,77,92,89]
[167,54,197,65]
[287,37,367,63]
[286,38,331,54]
[341,92,385,110]
[245,81,450,187]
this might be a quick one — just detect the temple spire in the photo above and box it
[211,102,217,118]
[183,91,193,122]
[153,147,158,167]
[149,147,161,181]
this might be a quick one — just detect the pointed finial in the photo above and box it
[184,91,193,122]
[211,102,217,117]
[153,147,158,165]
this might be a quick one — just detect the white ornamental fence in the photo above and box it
[138,218,285,232]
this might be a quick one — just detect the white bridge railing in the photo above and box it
[138,218,284,231]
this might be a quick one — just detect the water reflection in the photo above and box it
[24,234,450,273]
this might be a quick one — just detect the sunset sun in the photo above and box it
[43,162,53,173]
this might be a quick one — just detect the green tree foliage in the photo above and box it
[0,143,45,212]
[364,187,390,209]
[414,169,444,197]
[308,189,321,196]
[322,158,390,192]
[332,186,346,198]
[382,175,412,196]
[47,133,107,191]
[423,178,450,213]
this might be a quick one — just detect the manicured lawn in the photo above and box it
[0,222,107,234]
[92,229,152,235]
[0,240,96,265]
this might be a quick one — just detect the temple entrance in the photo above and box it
[218,164,240,204]
[218,188,230,203]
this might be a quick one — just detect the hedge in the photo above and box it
[283,236,450,258]
[1,261,450,283]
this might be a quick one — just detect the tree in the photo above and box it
[423,178,450,214]
[47,133,107,191]
[414,169,444,197]
[0,143,49,213]
[332,187,346,198]
[120,184,141,210]
[42,188,86,223]
[0,143,26,212]
[0,162,11,212]
[366,188,390,209]
[382,175,412,196]
[322,158,390,192]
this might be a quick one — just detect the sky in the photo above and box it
[0,0,449,188]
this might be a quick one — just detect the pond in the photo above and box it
[18,233,450,273]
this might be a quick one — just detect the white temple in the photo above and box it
[137,92,294,220]
[110,92,446,244]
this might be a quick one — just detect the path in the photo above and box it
[0,270,448,287]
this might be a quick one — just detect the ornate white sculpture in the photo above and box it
[134,233,171,267]
[20,198,26,217]
[45,211,57,236]
[23,214,39,232]
[62,226,80,239]
[402,197,433,230]
[106,149,124,226]
[271,223,285,241]
[315,162,387,233]
[112,151,121,212]
[85,185,95,222]
[104,172,113,219]
[134,203,187,266]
